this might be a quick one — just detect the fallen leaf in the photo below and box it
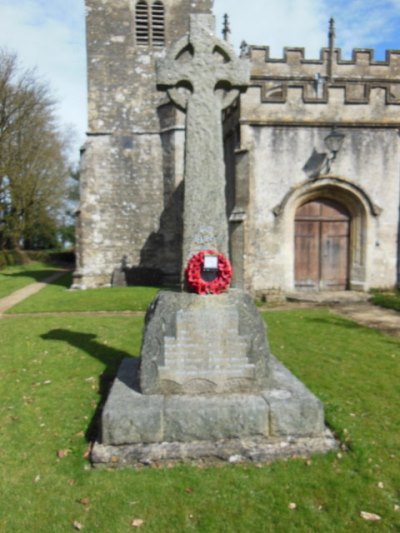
[34,475,40,483]
[83,445,92,460]
[378,482,384,489]
[57,449,70,459]
[68,479,76,486]
[73,521,83,530]
[79,498,91,506]
[288,503,297,510]
[185,487,194,494]
[75,431,85,438]
[360,511,381,522]
[131,519,144,528]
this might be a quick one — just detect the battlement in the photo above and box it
[242,44,400,120]
[248,45,400,71]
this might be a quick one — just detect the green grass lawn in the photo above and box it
[0,285,399,532]
[0,262,63,299]
[371,290,400,312]
[7,272,160,313]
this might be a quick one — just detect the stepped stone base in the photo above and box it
[92,354,334,466]
[92,289,333,467]
[92,432,337,468]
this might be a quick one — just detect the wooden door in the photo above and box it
[295,199,350,290]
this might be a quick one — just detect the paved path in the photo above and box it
[285,291,399,337]
[262,298,400,338]
[332,302,400,337]
[0,270,69,315]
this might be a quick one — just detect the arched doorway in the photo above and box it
[295,198,351,290]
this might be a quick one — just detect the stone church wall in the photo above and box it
[241,126,400,294]
[74,0,212,288]
[232,45,400,295]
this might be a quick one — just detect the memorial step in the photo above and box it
[159,366,255,380]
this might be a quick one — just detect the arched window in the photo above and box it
[151,1,165,46]
[135,1,150,45]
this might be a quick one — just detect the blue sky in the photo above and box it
[1,0,400,161]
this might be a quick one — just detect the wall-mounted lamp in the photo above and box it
[303,127,346,179]
[325,127,345,156]
[324,127,345,169]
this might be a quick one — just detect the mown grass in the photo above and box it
[7,272,160,313]
[371,290,400,312]
[0,285,399,532]
[0,261,63,299]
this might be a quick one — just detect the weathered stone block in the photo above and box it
[164,394,270,442]
[101,359,164,445]
[264,356,325,437]
[100,354,327,449]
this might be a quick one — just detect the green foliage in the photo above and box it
[371,290,400,312]
[0,248,29,267]
[0,250,75,268]
[0,292,399,531]
[0,49,70,251]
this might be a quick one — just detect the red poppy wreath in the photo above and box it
[185,249,233,295]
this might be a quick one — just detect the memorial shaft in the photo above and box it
[157,14,250,268]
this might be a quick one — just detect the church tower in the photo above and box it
[73,0,213,288]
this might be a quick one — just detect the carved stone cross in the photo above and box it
[157,14,250,270]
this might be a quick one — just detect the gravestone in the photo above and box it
[92,15,335,466]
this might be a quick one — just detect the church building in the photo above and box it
[73,0,400,297]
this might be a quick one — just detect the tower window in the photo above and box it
[135,1,150,45]
[135,1,165,47]
[151,1,165,46]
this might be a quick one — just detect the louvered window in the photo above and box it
[135,1,149,45]
[135,1,165,47]
[151,1,165,46]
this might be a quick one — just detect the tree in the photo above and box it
[0,49,70,251]
[58,164,80,250]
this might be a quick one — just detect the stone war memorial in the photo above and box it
[92,15,336,466]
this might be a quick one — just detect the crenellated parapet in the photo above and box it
[241,45,400,126]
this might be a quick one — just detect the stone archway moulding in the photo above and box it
[272,177,382,219]
[272,177,381,291]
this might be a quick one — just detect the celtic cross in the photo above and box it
[157,14,250,272]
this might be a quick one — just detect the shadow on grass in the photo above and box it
[305,315,367,331]
[2,269,71,287]
[41,328,138,442]
[306,313,400,338]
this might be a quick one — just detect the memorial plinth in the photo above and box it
[92,15,335,467]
